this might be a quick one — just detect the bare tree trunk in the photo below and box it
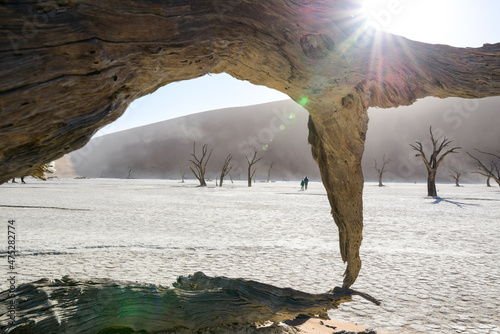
[427,171,437,196]
[219,154,232,187]
[308,95,367,289]
[179,168,186,183]
[411,127,460,197]
[2,272,380,333]
[127,166,134,179]
[487,176,491,187]
[189,142,212,187]
[246,150,262,187]
[373,156,390,187]
[449,170,463,187]
[248,165,252,187]
[468,150,500,187]
[265,162,275,182]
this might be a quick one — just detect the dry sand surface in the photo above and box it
[289,317,385,333]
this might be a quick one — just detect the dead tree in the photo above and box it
[246,149,263,187]
[179,168,186,183]
[265,162,275,182]
[467,149,500,187]
[449,170,464,187]
[189,142,212,187]
[219,154,233,187]
[1,272,379,333]
[127,166,134,179]
[410,127,460,196]
[373,155,391,187]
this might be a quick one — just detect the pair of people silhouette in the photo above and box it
[300,176,309,191]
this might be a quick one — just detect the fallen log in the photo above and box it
[0,272,379,333]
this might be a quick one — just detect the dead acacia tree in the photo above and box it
[127,166,134,179]
[410,127,461,196]
[179,167,186,183]
[246,149,263,187]
[449,170,464,187]
[373,155,391,187]
[467,149,500,187]
[219,154,233,187]
[188,142,212,187]
[265,162,275,182]
[486,169,493,187]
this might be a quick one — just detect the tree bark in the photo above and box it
[0,273,380,333]
[1,0,499,289]
[189,143,212,187]
[307,92,368,289]
[427,171,437,197]
[412,128,459,197]
[219,154,232,187]
[266,162,275,183]
[248,165,252,187]
[246,150,262,187]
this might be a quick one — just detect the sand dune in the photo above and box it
[57,96,500,184]
[64,100,321,181]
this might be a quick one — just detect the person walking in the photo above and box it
[300,178,305,191]
[12,177,25,184]
[304,176,309,190]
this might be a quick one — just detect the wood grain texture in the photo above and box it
[0,272,378,333]
[1,0,499,288]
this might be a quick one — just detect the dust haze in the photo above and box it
[59,97,500,184]
[67,100,321,181]
[364,96,500,183]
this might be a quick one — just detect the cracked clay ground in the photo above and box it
[0,179,498,333]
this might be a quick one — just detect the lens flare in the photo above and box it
[299,97,308,107]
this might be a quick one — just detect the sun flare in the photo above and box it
[359,0,405,31]
[360,0,389,15]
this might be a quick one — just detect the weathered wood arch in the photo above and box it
[1,0,499,288]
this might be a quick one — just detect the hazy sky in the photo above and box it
[95,0,500,137]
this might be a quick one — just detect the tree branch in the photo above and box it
[474,148,500,161]
[373,158,380,173]
[410,141,432,171]
[435,146,461,169]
